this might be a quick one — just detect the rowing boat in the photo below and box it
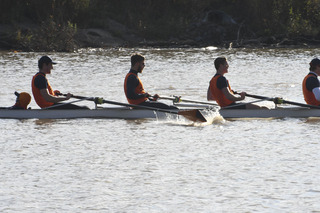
[219,107,320,119]
[0,105,208,121]
[0,107,176,120]
[1,105,320,120]
[175,103,320,119]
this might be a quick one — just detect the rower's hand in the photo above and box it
[239,92,246,101]
[152,94,159,101]
[54,90,61,96]
[144,93,151,98]
[64,93,72,100]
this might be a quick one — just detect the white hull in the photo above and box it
[219,107,320,119]
[0,107,172,120]
[176,103,320,119]
[1,106,320,120]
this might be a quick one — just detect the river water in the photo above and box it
[0,48,319,212]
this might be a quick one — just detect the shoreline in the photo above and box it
[2,24,320,52]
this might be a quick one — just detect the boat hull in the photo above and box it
[1,106,320,120]
[0,107,171,120]
[176,103,320,119]
[219,107,320,119]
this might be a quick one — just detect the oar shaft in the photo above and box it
[66,94,207,122]
[71,95,95,102]
[70,95,178,114]
[159,96,217,106]
[244,93,320,109]
[106,99,179,114]
[237,93,271,100]
[222,98,270,109]
[43,97,90,109]
[282,99,320,109]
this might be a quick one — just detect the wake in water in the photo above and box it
[157,107,225,127]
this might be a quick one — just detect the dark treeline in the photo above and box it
[1,0,320,51]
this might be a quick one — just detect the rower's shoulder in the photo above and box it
[34,73,46,81]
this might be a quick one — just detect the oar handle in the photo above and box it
[234,91,271,100]
[234,91,276,101]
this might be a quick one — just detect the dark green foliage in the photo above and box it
[1,0,320,51]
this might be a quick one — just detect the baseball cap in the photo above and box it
[310,58,320,66]
[38,56,57,69]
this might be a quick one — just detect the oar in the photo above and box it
[242,93,320,109]
[221,97,271,109]
[43,97,91,109]
[157,95,218,106]
[63,94,207,122]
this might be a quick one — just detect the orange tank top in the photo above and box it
[209,74,234,107]
[124,72,148,105]
[302,73,320,105]
[31,72,55,108]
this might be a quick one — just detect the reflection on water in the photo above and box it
[34,119,59,126]
[1,48,320,212]
[304,117,320,123]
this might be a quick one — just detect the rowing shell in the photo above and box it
[0,107,182,120]
[1,105,320,120]
[219,107,320,119]
[175,103,320,119]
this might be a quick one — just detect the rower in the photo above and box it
[124,53,177,110]
[31,56,88,109]
[302,58,320,106]
[207,56,263,109]
[0,91,31,110]
[12,92,31,109]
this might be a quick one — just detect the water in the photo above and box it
[0,48,320,212]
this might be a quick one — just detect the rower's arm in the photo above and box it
[40,89,70,103]
[312,87,320,101]
[222,87,245,101]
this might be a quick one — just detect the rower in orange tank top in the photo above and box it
[302,58,320,106]
[124,71,148,105]
[31,56,88,109]
[207,57,263,109]
[124,53,177,110]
